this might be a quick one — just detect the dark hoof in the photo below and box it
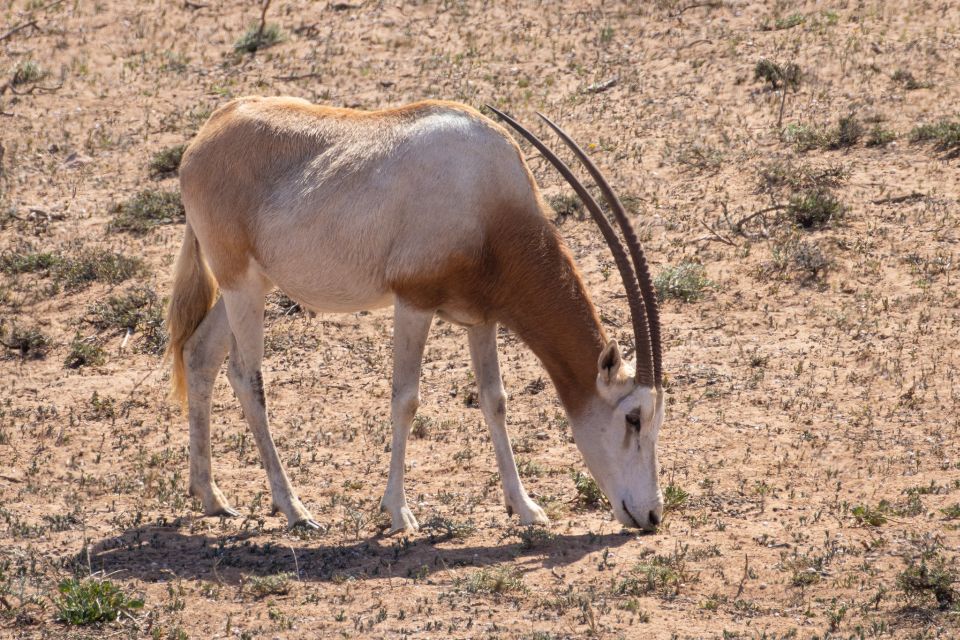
[290,518,321,530]
[209,506,240,518]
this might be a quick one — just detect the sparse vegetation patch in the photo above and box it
[1,246,144,291]
[787,189,843,229]
[459,566,526,595]
[11,60,46,86]
[897,555,957,610]
[910,119,960,158]
[654,262,711,302]
[148,144,186,177]
[65,334,106,369]
[572,470,607,508]
[54,577,144,625]
[0,323,49,359]
[110,189,185,234]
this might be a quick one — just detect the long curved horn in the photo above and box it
[535,113,663,389]
[485,105,656,388]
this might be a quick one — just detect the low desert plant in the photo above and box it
[1,323,49,359]
[54,577,143,625]
[897,555,957,609]
[459,566,526,595]
[787,190,843,229]
[572,469,607,508]
[110,189,185,234]
[910,119,960,158]
[245,573,292,599]
[148,144,186,177]
[654,262,711,302]
[65,334,106,369]
[235,23,283,53]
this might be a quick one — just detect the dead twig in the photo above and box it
[8,82,64,96]
[730,204,785,234]
[584,77,618,94]
[256,0,272,42]
[274,72,322,81]
[735,554,750,598]
[676,38,712,51]
[0,19,38,42]
[293,22,319,35]
[672,1,723,18]
[695,217,737,246]
[871,192,926,205]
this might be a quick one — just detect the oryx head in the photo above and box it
[489,107,666,531]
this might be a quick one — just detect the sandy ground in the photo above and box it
[1,0,959,638]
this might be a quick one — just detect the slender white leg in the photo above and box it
[221,279,317,529]
[183,297,236,516]
[468,324,548,525]
[380,300,433,534]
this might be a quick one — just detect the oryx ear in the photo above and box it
[598,340,623,384]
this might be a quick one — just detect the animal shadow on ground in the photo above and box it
[85,520,637,585]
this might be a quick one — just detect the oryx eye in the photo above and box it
[625,412,643,430]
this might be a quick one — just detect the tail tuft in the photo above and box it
[165,223,217,408]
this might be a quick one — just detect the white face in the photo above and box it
[571,340,665,531]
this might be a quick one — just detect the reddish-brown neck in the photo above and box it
[488,213,607,416]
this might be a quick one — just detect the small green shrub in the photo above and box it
[86,287,165,355]
[892,69,928,90]
[54,577,143,625]
[866,125,896,147]
[897,556,957,609]
[910,120,960,158]
[771,13,805,30]
[234,23,283,53]
[572,470,607,508]
[1,324,49,359]
[246,573,292,599]
[12,60,46,86]
[832,115,863,149]
[786,116,864,151]
[0,249,58,275]
[615,558,683,598]
[65,335,106,369]
[940,504,960,520]
[548,193,584,224]
[459,566,525,595]
[58,249,144,291]
[148,144,186,177]
[851,502,890,526]
[767,236,832,283]
[508,525,555,550]
[787,189,843,229]
[654,262,711,302]
[783,124,827,151]
[86,287,158,332]
[110,189,185,234]
[663,483,689,512]
[421,516,476,542]
[2,247,144,291]
[754,58,801,90]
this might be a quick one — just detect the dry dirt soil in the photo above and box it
[1,1,960,638]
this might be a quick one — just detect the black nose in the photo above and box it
[648,510,661,526]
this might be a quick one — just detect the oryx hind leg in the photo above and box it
[221,276,318,529]
[380,300,433,534]
[183,297,236,517]
[468,323,548,526]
